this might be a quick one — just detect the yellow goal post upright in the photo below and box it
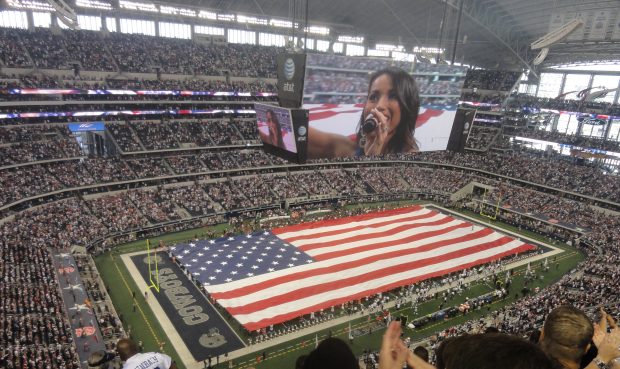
[146,239,160,293]
[479,188,501,221]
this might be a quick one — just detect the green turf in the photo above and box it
[95,202,584,369]
[94,252,185,367]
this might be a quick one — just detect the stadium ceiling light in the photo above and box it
[46,0,77,28]
[533,47,549,66]
[531,19,583,50]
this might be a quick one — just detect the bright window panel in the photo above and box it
[32,12,51,28]
[562,74,591,100]
[608,119,620,142]
[258,32,285,47]
[227,29,255,44]
[590,75,620,103]
[536,73,563,98]
[119,18,155,36]
[159,22,190,39]
[78,15,102,31]
[332,42,343,54]
[556,113,578,135]
[105,17,116,32]
[368,49,390,57]
[316,39,329,52]
[194,25,224,36]
[346,44,365,56]
[0,10,28,29]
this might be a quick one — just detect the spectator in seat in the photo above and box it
[539,306,620,369]
[87,350,116,369]
[117,338,178,369]
[303,337,358,369]
[380,321,554,369]
[308,67,420,158]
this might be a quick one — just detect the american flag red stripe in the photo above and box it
[207,206,534,331]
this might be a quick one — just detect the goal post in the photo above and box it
[480,188,501,221]
[146,239,160,293]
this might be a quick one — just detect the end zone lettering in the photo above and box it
[157,268,209,326]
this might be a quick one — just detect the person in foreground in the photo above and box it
[308,67,420,158]
[379,321,555,369]
[539,306,620,369]
[117,338,178,369]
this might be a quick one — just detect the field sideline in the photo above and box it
[95,201,584,369]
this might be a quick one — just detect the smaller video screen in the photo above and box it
[255,103,297,153]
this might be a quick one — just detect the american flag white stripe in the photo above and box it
[224,239,527,325]
[291,212,448,249]
[301,217,465,258]
[275,207,435,241]
[206,206,534,330]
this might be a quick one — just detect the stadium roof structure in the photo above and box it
[176,0,620,71]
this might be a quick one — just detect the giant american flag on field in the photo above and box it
[171,206,535,331]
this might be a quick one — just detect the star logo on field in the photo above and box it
[209,240,215,244]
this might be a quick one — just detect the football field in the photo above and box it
[96,202,583,369]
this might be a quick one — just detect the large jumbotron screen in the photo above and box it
[302,54,467,158]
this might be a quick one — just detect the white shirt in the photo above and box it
[122,352,172,369]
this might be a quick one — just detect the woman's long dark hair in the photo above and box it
[356,67,420,154]
[267,109,285,148]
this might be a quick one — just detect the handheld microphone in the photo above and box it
[362,114,377,134]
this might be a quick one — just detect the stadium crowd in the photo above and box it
[1,29,620,369]
[0,28,280,78]
[513,129,620,152]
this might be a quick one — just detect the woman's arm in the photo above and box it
[307,126,357,159]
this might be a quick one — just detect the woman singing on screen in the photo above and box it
[308,67,420,158]
[265,109,285,148]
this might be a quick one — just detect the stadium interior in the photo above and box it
[1,0,620,368]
